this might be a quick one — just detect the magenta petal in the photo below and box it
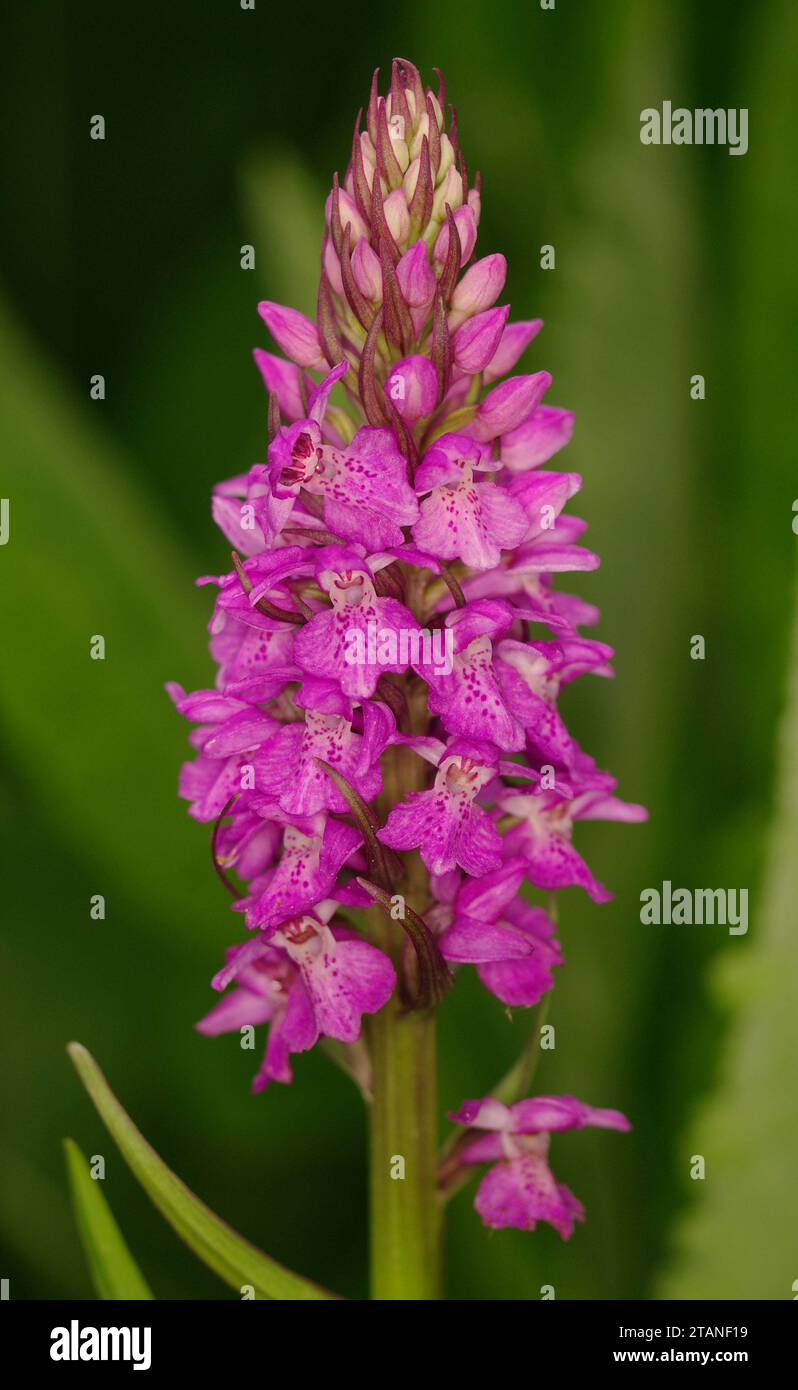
[287,929,396,1042]
[279,977,319,1054]
[252,349,307,420]
[510,1095,632,1134]
[458,1133,505,1164]
[439,914,533,963]
[396,241,436,307]
[380,789,502,877]
[203,707,278,757]
[258,301,325,369]
[477,941,560,1006]
[474,1155,585,1237]
[385,355,438,423]
[471,372,552,441]
[413,479,527,572]
[501,405,575,470]
[308,360,349,424]
[196,987,275,1035]
[450,254,507,317]
[452,305,511,373]
[448,1096,513,1129]
[456,859,527,922]
[484,319,544,383]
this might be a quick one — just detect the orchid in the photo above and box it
[164,59,646,1300]
[447,1096,631,1236]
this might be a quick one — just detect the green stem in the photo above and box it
[364,715,442,1300]
[367,993,441,1300]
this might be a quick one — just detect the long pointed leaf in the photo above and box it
[64,1138,154,1301]
[67,1043,341,1301]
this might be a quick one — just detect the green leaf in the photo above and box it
[64,1138,154,1300]
[67,1043,341,1301]
[657,576,798,1298]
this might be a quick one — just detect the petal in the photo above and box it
[477,933,561,1006]
[452,305,511,374]
[439,913,533,964]
[484,319,544,383]
[294,933,396,1043]
[450,254,507,319]
[448,1096,513,1129]
[474,1155,585,1237]
[196,986,275,1035]
[252,349,306,420]
[471,372,552,442]
[456,859,528,922]
[257,301,325,370]
[509,1095,632,1134]
[379,790,502,877]
[501,405,575,470]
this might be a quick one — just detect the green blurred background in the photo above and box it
[1,0,796,1300]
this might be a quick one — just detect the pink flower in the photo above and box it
[498,778,648,902]
[449,1094,631,1235]
[379,736,503,876]
[239,817,362,930]
[412,433,528,571]
[199,916,395,1089]
[293,548,421,699]
[429,860,563,1006]
[251,698,394,816]
[417,601,526,751]
[267,365,419,549]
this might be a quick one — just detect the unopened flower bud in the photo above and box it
[471,371,552,440]
[431,166,463,223]
[436,132,455,183]
[396,242,436,307]
[452,305,510,373]
[449,254,507,327]
[325,186,370,245]
[384,188,411,244]
[323,238,344,295]
[409,112,430,162]
[387,114,410,173]
[257,301,326,370]
[351,237,383,302]
[433,206,477,267]
[385,355,438,423]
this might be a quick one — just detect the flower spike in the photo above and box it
[169,60,645,1264]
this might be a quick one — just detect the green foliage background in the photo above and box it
[1,0,795,1299]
